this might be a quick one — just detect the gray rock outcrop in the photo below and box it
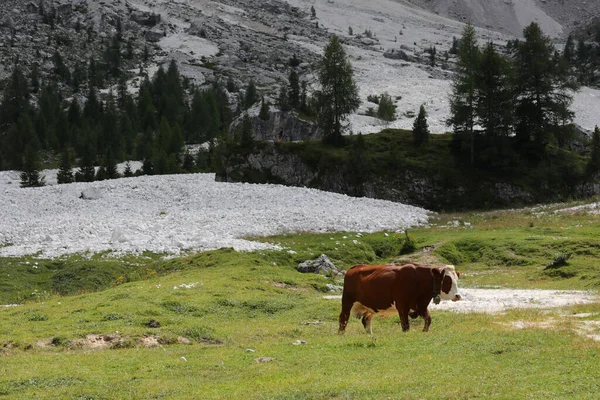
[384,49,414,62]
[296,254,341,276]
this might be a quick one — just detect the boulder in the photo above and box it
[383,49,413,62]
[79,187,102,200]
[145,28,164,42]
[296,254,341,276]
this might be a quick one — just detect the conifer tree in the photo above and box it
[76,133,96,182]
[83,86,102,124]
[67,98,82,129]
[315,35,360,145]
[182,151,195,172]
[56,150,74,184]
[563,34,575,64]
[29,63,40,94]
[586,126,600,177]
[259,97,270,120]
[98,148,119,180]
[244,80,258,109]
[429,46,437,67]
[412,104,430,145]
[0,66,30,132]
[6,114,36,169]
[238,113,254,149]
[512,22,578,147]
[475,42,514,138]
[278,86,290,112]
[138,86,157,134]
[288,70,300,109]
[170,123,185,156]
[377,93,396,121]
[447,23,480,165]
[20,142,45,188]
[123,161,134,177]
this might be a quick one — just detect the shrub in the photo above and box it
[377,93,397,121]
[367,94,380,104]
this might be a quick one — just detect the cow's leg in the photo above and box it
[396,305,410,332]
[338,294,354,334]
[361,313,374,334]
[421,307,432,332]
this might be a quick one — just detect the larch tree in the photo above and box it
[315,35,360,145]
[475,42,514,138]
[447,23,480,165]
[512,22,578,148]
[412,104,430,145]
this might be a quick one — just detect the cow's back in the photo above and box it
[343,264,421,311]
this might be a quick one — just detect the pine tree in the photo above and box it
[20,142,45,188]
[170,123,184,156]
[29,63,40,94]
[123,161,134,177]
[512,22,578,147]
[278,86,290,112]
[259,97,270,120]
[182,151,195,172]
[475,42,514,138]
[429,46,437,67]
[315,35,360,145]
[288,70,300,109]
[244,80,258,109]
[563,34,575,64]
[586,126,600,177]
[83,86,102,124]
[412,105,430,145]
[56,150,74,184]
[447,23,480,165]
[238,113,254,149]
[138,85,157,134]
[100,148,120,180]
[6,114,36,169]
[377,93,396,121]
[76,132,96,182]
[0,66,30,132]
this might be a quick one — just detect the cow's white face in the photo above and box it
[439,265,462,301]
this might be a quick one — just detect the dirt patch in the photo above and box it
[141,335,160,347]
[71,334,123,350]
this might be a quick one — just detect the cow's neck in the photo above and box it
[432,275,441,305]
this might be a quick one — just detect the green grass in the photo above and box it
[1,206,600,398]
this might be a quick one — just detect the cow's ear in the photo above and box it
[456,271,461,278]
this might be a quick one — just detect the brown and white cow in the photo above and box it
[338,263,461,334]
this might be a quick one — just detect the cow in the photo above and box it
[338,263,461,334]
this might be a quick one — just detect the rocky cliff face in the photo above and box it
[229,107,320,141]
[217,143,598,211]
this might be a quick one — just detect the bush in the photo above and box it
[367,94,380,104]
[545,253,571,269]
[400,231,416,254]
[377,93,396,121]
[363,236,401,258]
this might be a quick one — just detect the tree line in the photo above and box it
[0,58,236,186]
[447,22,595,172]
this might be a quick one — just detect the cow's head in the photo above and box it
[436,265,462,302]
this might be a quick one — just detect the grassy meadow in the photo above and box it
[1,202,600,399]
